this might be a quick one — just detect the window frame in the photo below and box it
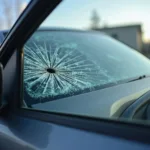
[18,30,150,145]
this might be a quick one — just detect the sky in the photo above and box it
[40,0,150,42]
[0,0,150,42]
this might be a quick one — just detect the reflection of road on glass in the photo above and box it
[24,34,112,99]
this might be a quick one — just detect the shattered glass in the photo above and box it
[24,31,114,99]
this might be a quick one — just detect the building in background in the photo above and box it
[95,24,143,52]
[142,42,150,58]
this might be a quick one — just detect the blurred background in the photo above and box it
[0,0,29,29]
[1,0,150,58]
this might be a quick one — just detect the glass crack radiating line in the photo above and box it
[24,34,113,99]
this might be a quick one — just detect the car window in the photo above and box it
[22,0,150,124]
[24,30,150,103]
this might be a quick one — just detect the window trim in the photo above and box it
[11,107,150,145]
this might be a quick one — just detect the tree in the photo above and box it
[103,21,109,28]
[0,0,24,29]
[15,0,22,18]
[0,15,4,30]
[2,0,14,28]
[90,10,100,29]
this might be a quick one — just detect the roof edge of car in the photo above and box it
[0,27,105,35]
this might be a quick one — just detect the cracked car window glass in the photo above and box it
[24,32,107,99]
[23,0,150,124]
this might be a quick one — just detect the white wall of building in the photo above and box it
[99,26,142,52]
[137,30,143,51]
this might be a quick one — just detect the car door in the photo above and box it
[0,0,150,150]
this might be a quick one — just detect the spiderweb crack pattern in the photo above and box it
[24,34,113,98]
